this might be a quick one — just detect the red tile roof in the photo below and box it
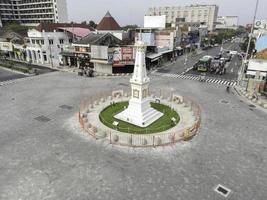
[35,23,94,32]
[96,11,121,31]
[256,48,267,60]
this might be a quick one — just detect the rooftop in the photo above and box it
[255,48,267,60]
[35,23,94,32]
[96,11,121,31]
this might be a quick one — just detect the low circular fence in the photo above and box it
[78,90,202,148]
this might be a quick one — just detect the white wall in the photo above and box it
[26,29,70,66]
[56,0,68,23]
[144,16,166,28]
[147,5,219,31]
[94,63,112,74]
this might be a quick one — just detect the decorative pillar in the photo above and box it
[68,57,71,67]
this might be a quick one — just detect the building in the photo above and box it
[216,16,239,30]
[144,15,166,29]
[24,23,92,66]
[0,28,28,60]
[60,32,136,74]
[96,11,128,40]
[135,27,180,67]
[0,0,68,26]
[146,4,219,31]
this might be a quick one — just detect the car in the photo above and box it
[224,54,232,62]
[214,43,219,47]
[202,46,209,50]
[214,54,222,60]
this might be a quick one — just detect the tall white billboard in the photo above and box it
[144,16,166,28]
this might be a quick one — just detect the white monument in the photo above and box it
[115,41,163,127]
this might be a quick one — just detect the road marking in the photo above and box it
[151,71,236,87]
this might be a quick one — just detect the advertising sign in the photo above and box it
[113,47,135,67]
[144,16,166,28]
[255,20,267,29]
[0,42,13,51]
[91,45,108,60]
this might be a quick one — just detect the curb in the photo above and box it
[234,86,267,111]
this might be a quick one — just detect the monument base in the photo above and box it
[114,99,163,127]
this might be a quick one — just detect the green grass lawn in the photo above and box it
[99,101,180,134]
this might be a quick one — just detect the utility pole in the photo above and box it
[239,0,259,86]
[245,0,259,61]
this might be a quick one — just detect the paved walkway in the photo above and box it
[234,85,267,111]
[78,95,199,146]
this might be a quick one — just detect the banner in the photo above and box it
[0,42,13,51]
[113,47,135,66]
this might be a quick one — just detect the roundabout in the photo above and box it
[99,101,180,134]
[78,41,201,147]
[78,90,201,147]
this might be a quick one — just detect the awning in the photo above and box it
[146,52,162,60]
[247,70,267,77]
[60,51,75,56]
[58,27,91,38]
[160,49,173,55]
[90,59,109,64]
[113,64,126,67]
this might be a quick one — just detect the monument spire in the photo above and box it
[115,41,163,127]
[131,41,149,84]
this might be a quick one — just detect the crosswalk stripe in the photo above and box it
[152,72,237,87]
[206,79,213,83]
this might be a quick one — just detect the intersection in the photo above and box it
[0,71,266,200]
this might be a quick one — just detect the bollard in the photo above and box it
[155,137,162,146]
[113,135,119,142]
[142,138,147,146]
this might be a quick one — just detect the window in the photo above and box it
[49,39,53,45]
[32,40,35,44]
[59,39,64,44]
[69,39,73,43]
[40,40,44,45]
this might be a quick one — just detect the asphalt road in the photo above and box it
[0,68,27,82]
[157,42,241,81]
[0,72,266,200]
[0,61,56,82]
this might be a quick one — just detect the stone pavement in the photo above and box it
[78,94,198,146]
[0,72,266,200]
[234,85,267,111]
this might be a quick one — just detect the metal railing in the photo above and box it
[78,90,201,148]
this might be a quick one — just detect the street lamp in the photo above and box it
[245,0,259,61]
[239,0,259,86]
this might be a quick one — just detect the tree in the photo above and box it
[240,37,255,55]
[122,24,139,31]
[4,22,29,34]
[89,20,97,29]
[81,21,87,25]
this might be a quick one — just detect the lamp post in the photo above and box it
[245,0,259,61]
[239,0,259,86]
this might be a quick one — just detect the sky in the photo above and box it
[67,0,266,26]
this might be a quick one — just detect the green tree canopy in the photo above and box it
[122,24,139,31]
[89,21,97,29]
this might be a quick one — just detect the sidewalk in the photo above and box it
[6,58,78,74]
[234,85,267,110]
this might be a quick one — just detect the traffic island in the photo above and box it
[77,90,201,148]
